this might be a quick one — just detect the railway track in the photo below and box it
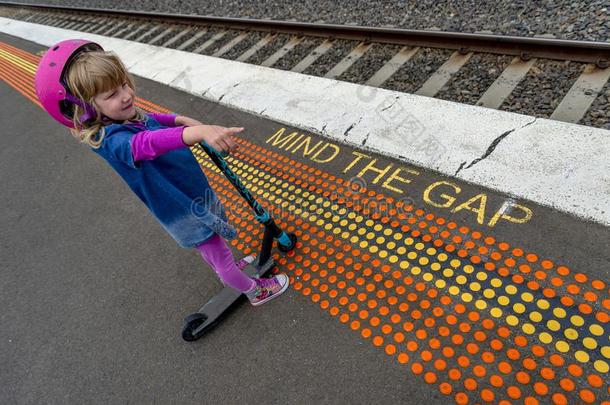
[2,2,610,129]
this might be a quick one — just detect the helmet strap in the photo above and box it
[65,93,97,123]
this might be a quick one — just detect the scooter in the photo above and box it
[181,141,297,342]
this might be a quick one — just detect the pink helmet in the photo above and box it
[35,39,103,128]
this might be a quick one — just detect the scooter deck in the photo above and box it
[191,258,276,335]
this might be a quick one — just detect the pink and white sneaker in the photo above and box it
[245,274,290,306]
[236,255,256,271]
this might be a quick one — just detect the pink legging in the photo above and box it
[195,234,256,292]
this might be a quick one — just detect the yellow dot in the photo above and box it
[522,323,535,334]
[498,296,510,306]
[555,341,570,353]
[582,337,597,350]
[536,299,550,310]
[450,259,461,268]
[564,328,579,340]
[393,233,403,240]
[397,247,406,255]
[483,289,495,299]
[455,275,467,285]
[435,279,446,289]
[476,272,488,281]
[469,282,481,292]
[414,242,424,250]
[350,236,359,243]
[418,257,429,265]
[594,360,609,373]
[389,255,398,263]
[383,228,392,236]
[589,324,603,336]
[475,300,487,310]
[521,292,534,302]
[505,285,517,295]
[426,247,437,255]
[570,315,584,327]
[463,265,474,274]
[359,240,369,248]
[369,245,379,254]
[574,350,590,363]
[529,312,542,322]
[407,252,417,260]
[399,261,409,270]
[490,278,502,288]
[553,308,566,318]
[437,253,448,262]
[547,320,560,332]
[513,303,526,314]
[423,273,433,282]
[431,262,441,271]
[461,292,473,302]
[404,237,414,246]
[379,250,388,259]
[539,332,552,344]
[374,224,382,231]
[506,315,519,326]
[411,266,421,275]
[366,232,375,240]
[448,286,460,296]
[387,241,396,250]
[376,236,386,244]
[601,346,610,359]
[443,268,454,278]
[490,308,502,318]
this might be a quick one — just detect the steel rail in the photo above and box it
[2,1,609,67]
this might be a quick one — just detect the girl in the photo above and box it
[34,39,289,306]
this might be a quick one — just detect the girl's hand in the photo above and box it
[182,125,243,154]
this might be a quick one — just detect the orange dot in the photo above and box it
[424,372,437,384]
[406,341,418,352]
[464,378,477,391]
[507,385,521,399]
[534,382,549,396]
[473,365,486,377]
[567,364,582,377]
[587,374,603,388]
[507,348,520,361]
[455,392,469,405]
[514,336,528,347]
[551,393,567,405]
[397,353,409,364]
[524,396,539,405]
[523,358,537,370]
[481,352,495,363]
[498,361,512,374]
[457,356,470,368]
[480,389,494,402]
[549,354,564,367]
[559,378,575,392]
[540,367,555,380]
[557,266,570,276]
[434,359,447,371]
[449,368,462,380]
[411,362,424,375]
[579,389,596,404]
[516,371,530,385]
[421,350,433,362]
[489,374,503,388]
[439,382,452,395]
[385,344,396,355]
[532,345,546,357]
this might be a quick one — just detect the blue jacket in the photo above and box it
[90,114,237,248]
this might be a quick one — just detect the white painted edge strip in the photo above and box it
[2,17,609,226]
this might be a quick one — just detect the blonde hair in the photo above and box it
[64,50,146,149]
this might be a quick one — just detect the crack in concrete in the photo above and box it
[361,132,370,146]
[344,116,363,137]
[380,96,400,112]
[455,117,537,176]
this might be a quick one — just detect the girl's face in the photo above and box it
[93,82,136,122]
